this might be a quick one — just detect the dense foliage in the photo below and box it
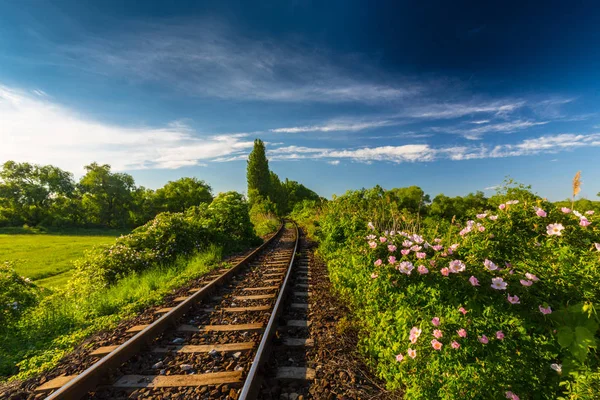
[0,161,214,229]
[70,191,259,290]
[0,262,40,326]
[296,184,600,399]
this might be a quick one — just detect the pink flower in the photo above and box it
[379,236,387,243]
[496,331,505,340]
[401,249,410,256]
[440,267,450,276]
[457,328,467,338]
[449,260,466,273]
[395,353,404,362]
[585,210,595,215]
[370,273,378,279]
[459,307,468,315]
[429,260,436,267]
[432,245,443,251]
[387,244,397,252]
[534,207,547,217]
[484,259,498,271]
[431,339,443,350]
[450,243,460,251]
[451,341,460,349]
[595,243,600,251]
[398,261,414,275]
[507,294,520,304]
[433,329,443,339]
[431,317,440,327]
[505,391,520,400]
[416,252,427,259]
[478,225,486,232]
[369,241,377,249]
[417,265,429,274]
[561,207,571,213]
[479,335,489,344]
[374,259,382,267]
[507,200,519,205]
[410,245,422,252]
[469,276,480,286]
[499,203,506,210]
[520,279,533,286]
[546,223,565,235]
[476,213,487,219]
[580,218,591,227]
[434,238,442,243]
[489,215,498,221]
[407,348,417,359]
[367,222,375,230]
[409,327,422,343]
[402,240,413,247]
[388,256,396,264]
[525,273,539,282]
[491,277,508,290]
[539,305,552,315]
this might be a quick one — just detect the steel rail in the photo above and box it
[44,223,285,400]
[238,221,300,400]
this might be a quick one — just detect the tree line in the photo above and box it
[0,161,213,228]
[246,139,322,216]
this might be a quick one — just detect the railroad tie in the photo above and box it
[275,367,316,381]
[112,371,244,388]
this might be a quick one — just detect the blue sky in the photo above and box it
[1,0,599,201]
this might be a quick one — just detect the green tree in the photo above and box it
[247,139,271,204]
[79,163,135,227]
[155,177,213,213]
[0,161,75,226]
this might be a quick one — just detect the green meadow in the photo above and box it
[0,228,122,289]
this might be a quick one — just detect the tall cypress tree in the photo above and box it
[247,139,271,203]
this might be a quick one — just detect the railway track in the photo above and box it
[32,222,315,400]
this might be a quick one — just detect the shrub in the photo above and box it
[249,196,279,236]
[0,261,39,326]
[315,186,600,399]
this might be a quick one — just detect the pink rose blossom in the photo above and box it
[546,223,564,235]
[534,207,547,217]
[395,353,404,362]
[476,213,487,219]
[433,329,443,339]
[434,238,442,243]
[595,243,600,251]
[401,249,410,256]
[585,210,595,215]
[407,348,417,359]
[367,222,375,230]
[507,200,519,205]
[374,259,382,267]
[489,215,498,221]
[459,307,468,315]
[450,244,460,251]
[451,341,460,349]
[417,265,429,274]
[369,241,377,249]
[491,277,508,290]
[580,218,591,227]
[388,256,396,264]
[429,260,437,267]
[440,267,450,276]
[432,245,443,251]
[457,328,467,337]
[505,391,520,400]
[539,305,552,315]
[416,252,427,259]
[507,294,520,304]
[469,276,480,286]
[398,261,414,275]
[479,335,489,344]
[484,259,498,271]
[379,236,387,243]
[370,273,378,279]
[409,327,422,344]
[449,260,466,273]
[496,331,505,340]
[410,245,422,252]
[388,244,397,252]
[520,279,533,286]
[402,240,413,247]
[431,317,440,327]
[561,207,571,214]
[431,339,443,350]
[478,225,486,232]
[525,273,539,281]
[499,203,506,210]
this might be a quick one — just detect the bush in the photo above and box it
[249,196,280,236]
[314,186,600,399]
[0,261,39,326]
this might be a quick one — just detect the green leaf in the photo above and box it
[557,326,574,348]
[574,326,596,349]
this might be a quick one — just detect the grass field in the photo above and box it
[0,228,123,289]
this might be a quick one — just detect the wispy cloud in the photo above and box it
[270,119,398,133]
[0,84,253,172]
[402,100,526,120]
[56,21,418,104]
[433,120,549,140]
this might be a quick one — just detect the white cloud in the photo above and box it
[403,100,525,120]
[57,21,417,104]
[490,133,600,157]
[433,120,549,140]
[0,84,253,173]
[270,119,397,133]
[327,160,340,165]
[484,185,500,191]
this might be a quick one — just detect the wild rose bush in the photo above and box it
[318,187,600,399]
[0,261,40,326]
